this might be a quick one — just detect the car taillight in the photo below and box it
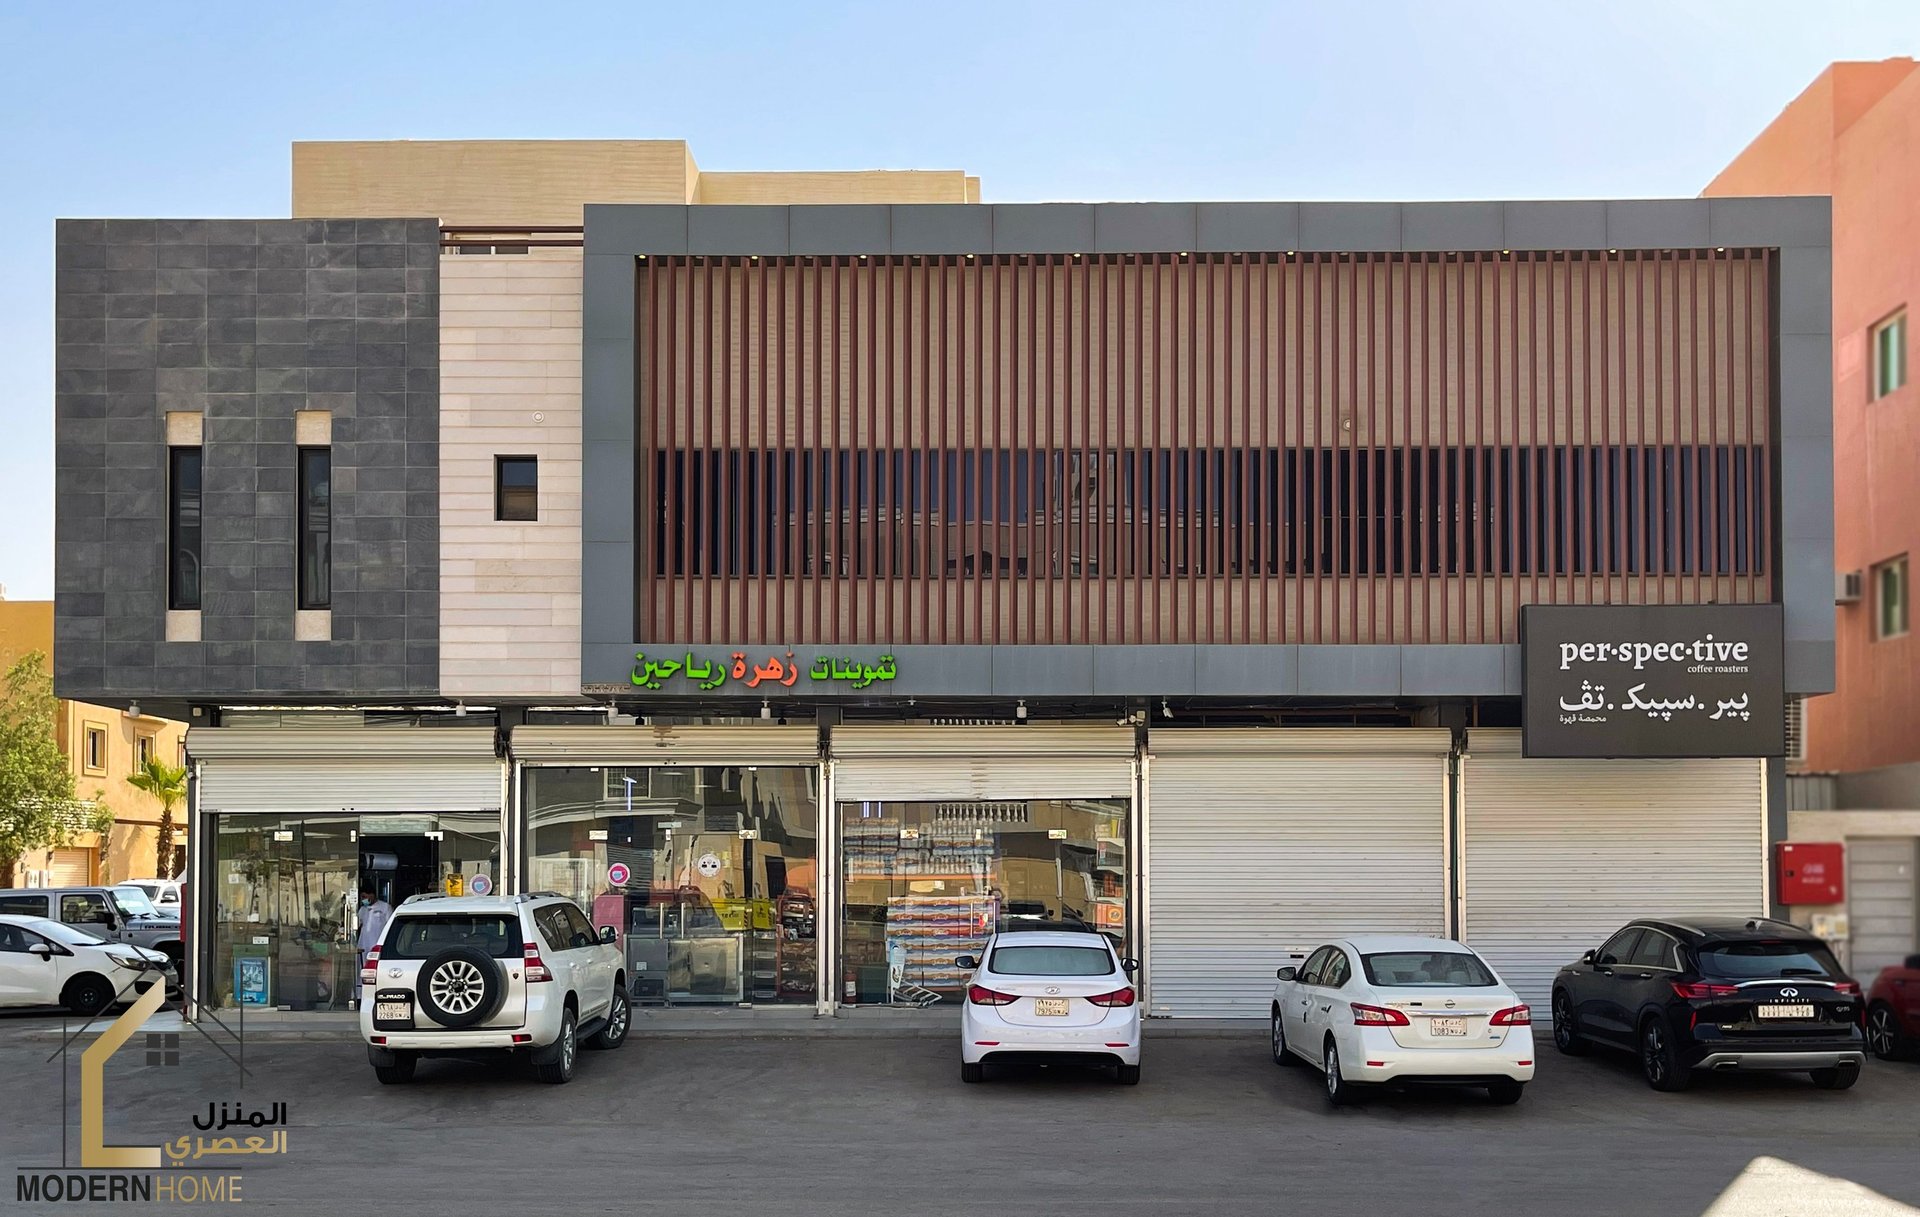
[360,946,379,988]
[1671,982,1740,999]
[967,985,1016,1006]
[1833,981,1860,996]
[1351,1003,1411,1026]
[1086,987,1136,1008]
[524,942,552,983]
[1491,1005,1531,1026]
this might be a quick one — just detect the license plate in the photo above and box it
[1429,1017,1467,1036]
[1758,1003,1815,1020]
[376,1000,411,1022]
[1033,998,1070,1016]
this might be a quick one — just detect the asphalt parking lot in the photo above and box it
[1,1014,1915,1216]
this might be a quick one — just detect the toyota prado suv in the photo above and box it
[360,893,629,1085]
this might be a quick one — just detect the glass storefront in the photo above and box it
[837,798,1129,1005]
[207,811,502,1010]
[524,765,819,1006]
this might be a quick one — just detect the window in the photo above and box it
[297,448,332,609]
[987,946,1116,976]
[1697,941,1843,981]
[83,725,107,775]
[496,456,538,521]
[559,904,597,950]
[1321,949,1352,988]
[1785,697,1807,765]
[167,447,202,610]
[1362,952,1497,987]
[1298,946,1334,986]
[60,893,113,927]
[1874,312,1907,399]
[1876,555,1909,640]
[0,896,51,917]
[1596,928,1643,967]
[1627,931,1679,971]
[135,735,152,769]
[382,915,521,960]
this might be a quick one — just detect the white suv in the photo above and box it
[359,892,629,1085]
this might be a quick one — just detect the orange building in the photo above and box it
[1707,59,1920,979]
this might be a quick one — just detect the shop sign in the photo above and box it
[607,862,632,887]
[627,650,898,692]
[358,815,435,835]
[233,956,271,1008]
[696,853,722,879]
[468,873,493,896]
[1521,604,1785,758]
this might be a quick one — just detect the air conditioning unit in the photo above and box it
[1836,570,1864,604]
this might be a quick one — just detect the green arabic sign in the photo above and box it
[632,650,899,692]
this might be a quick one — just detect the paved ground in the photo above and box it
[1,1012,1916,1216]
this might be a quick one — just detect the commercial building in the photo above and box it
[53,140,1832,1016]
[1707,59,1920,982]
[0,598,188,884]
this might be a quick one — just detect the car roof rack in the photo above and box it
[398,893,450,905]
[514,891,565,903]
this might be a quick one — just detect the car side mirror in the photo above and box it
[1121,957,1139,974]
[599,926,617,944]
[954,955,978,970]
[27,943,52,960]
[1580,949,1596,966]
[1275,966,1297,981]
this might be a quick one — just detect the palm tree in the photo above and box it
[127,758,188,880]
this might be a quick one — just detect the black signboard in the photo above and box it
[1521,604,1785,758]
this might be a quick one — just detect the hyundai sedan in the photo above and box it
[957,928,1141,1085]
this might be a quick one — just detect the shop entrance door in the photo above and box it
[359,834,440,906]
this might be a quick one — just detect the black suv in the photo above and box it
[1551,917,1865,1091]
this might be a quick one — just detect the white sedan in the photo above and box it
[957,928,1142,1084]
[1270,934,1533,1106]
[0,914,177,1015]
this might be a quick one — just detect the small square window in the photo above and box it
[135,735,153,769]
[83,725,108,775]
[1875,555,1908,640]
[496,456,538,521]
[1873,312,1906,400]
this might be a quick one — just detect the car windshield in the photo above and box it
[1362,952,1497,987]
[383,915,521,960]
[1698,940,1845,981]
[111,887,160,917]
[987,945,1115,976]
[26,918,108,947]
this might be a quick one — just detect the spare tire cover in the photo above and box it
[416,945,506,1029]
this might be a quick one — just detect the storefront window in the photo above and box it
[207,812,502,1010]
[524,765,819,1006]
[837,799,1129,1005]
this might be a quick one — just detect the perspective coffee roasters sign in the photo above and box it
[1521,604,1785,758]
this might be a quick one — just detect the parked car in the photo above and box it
[955,926,1141,1085]
[360,892,628,1085]
[0,914,178,1014]
[1866,953,1920,1061]
[0,887,183,971]
[1552,917,1866,1091]
[120,878,182,912]
[1270,935,1533,1106]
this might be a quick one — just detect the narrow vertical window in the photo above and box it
[496,455,538,521]
[167,447,202,610]
[1873,311,1906,400]
[298,447,332,609]
[1875,555,1909,641]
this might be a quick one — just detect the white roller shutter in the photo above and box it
[1146,729,1450,1019]
[49,847,95,886]
[511,725,820,766]
[1460,729,1764,1009]
[191,727,503,814]
[1847,837,1918,985]
[831,726,1135,802]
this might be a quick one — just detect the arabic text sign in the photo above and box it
[1521,604,1784,758]
[630,650,899,692]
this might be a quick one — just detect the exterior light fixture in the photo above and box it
[1015,701,1028,721]
[1161,700,1173,720]
[454,701,467,717]
[761,699,772,720]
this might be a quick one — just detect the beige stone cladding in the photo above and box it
[439,248,583,698]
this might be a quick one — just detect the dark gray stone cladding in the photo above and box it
[54,217,440,700]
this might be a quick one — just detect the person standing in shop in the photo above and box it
[356,882,392,973]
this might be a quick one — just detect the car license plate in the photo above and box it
[1758,1003,1815,1020]
[1033,998,1070,1016]
[1429,1017,1467,1036]
[376,1000,410,1022]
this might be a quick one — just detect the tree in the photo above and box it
[0,652,104,887]
[127,756,188,880]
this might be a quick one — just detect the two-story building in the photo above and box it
[53,141,1832,1016]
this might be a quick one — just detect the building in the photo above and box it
[53,140,1832,1016]
[1706,58,1920,983]
[0,598,188,885]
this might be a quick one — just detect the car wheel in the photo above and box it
[1116,1063,1141,1086]
[372,1052,416,1085]
[1271,1009,1296,1066]
[1552,989,1587,1056]
[1486,1078,1525,1105]
[1811,1062,1861,1091]
[1640,1016,1690,1092]
[960,1061,984,1084]
[1323,1041,1361,1107]
[1866,1003,1907,1061]
[534,1008,577,1084]
[62,973,116,1017]
[587,988,629,1050]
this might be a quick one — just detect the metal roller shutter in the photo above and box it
[49,847,95,886]
[191,728,504,814]
[831,726,1135,802]
[1460,729,1764,1009]
[510,725,820,766]
[1146,729,1450,1019]
[1847,837,1918,985]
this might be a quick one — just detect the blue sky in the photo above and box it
[2,0,1915,599]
